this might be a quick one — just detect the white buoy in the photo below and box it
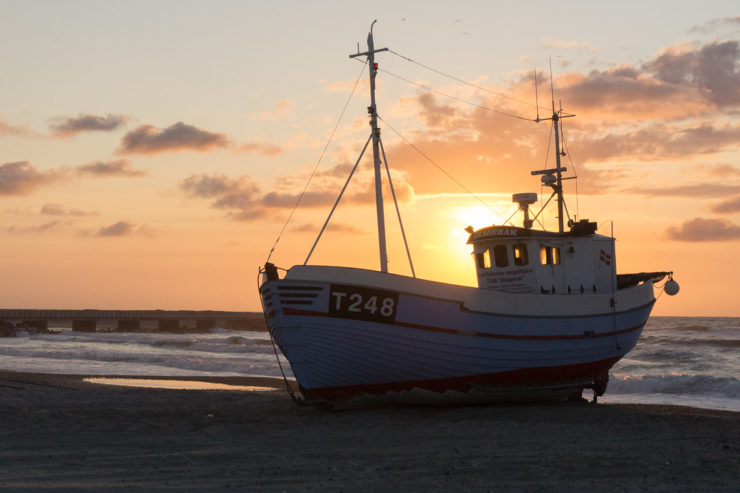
[665,278,680,296]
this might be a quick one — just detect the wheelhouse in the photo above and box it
[467,221,616,295]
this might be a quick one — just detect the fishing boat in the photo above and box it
[259,23,679,407]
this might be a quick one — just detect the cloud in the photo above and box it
[75,159,146,177]
[240,141,283,156]
[50,113,128,137]
[180,168,415,222]
[0,120,36,138]
[417,93,458,128]
[572,122,740,164]
[93,221,157,238]
[0,161,64,195]
[41,203,97,216]
[553,66,709,120]
[96,221,134,237]
[7,220,60,234]
[699,164,740,177]
[625,183,740,198]
[0,159,148,197]
[291,222,369,234]
[119,122,229,154]
[646,40,740,107]
[180,173,265,221]
[666,217,740,241]
[709,194,740,214]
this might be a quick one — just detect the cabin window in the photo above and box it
[476,249,491,269]
[539,245,562,265]
[513,244,528,266]
[493,245,509,267]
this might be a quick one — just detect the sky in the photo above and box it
[0,1,738,315]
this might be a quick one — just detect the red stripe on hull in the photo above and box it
[302,357,620,402]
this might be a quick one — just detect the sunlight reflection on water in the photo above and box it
[84,377,277,391]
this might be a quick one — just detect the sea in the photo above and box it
[0,316,737,412]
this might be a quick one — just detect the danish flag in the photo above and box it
[600,249,612,266]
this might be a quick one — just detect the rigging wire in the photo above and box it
[266,60,368,262]
[377,114,502,221]
[559,120,580,219]
[380,138,415,278]
[389,49,551,114]
[379,67,535,122]
[304,133,372,265]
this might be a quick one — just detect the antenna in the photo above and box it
[534,70,540,122]
[549,56,555,114]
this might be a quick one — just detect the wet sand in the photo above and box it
[1,370,738,491]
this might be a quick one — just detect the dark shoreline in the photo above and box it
[1,370,738,491]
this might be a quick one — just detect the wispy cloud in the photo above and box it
[291,222,369,234]
[0,158,149,197]
[708,194,740,214]
[50,113,128,137]
[249,99,293,121]
[179,170,414,222]
[688,16,740,34]
[93,221,157,238]
[240,141,283,156]
[666,217,740,241]
[7,220,60,234]
[76,159,146,177]
[699,164,740,177]
[0,120,37,138]
[41,203,98,216]
[624,183,740,198]
[119,122,229,154]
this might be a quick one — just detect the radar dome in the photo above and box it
[541,174,556,186]
[512,193,537,205]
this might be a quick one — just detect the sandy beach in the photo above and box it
[1,370,738,492]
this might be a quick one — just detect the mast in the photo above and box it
[530,63,574,234]
[552,108,564,233]
[350,20,389,272]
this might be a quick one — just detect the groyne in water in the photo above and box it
[0,309,267,336]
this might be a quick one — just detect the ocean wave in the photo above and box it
[609,373,740,399]
[151,339,196,349]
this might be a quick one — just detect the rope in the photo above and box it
[379,137,415,278]
[266,60,368,262]
[378,67,534,122]
[377,115,502,221]
[304,133,372,264]
[256,268,304,406]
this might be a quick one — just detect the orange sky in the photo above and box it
[0,3,738,315]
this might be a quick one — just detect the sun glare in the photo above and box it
[449,203,512,230]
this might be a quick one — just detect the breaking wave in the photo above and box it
[609,373,740,399]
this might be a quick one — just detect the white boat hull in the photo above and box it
[260,265,655,405]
